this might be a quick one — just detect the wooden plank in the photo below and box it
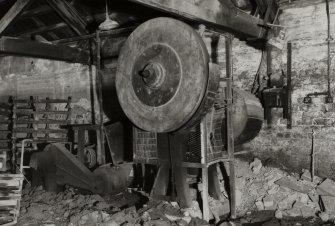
[14,128,68,134]
[316,179,335,197]
[45,0,88,35]
[16,119,69,124]
[0,174,23,179]
[0,36,90,64]
[275,176,315,194]
[225,35,236,219]
[14,98,70,103]
[14,109,68,114]
[0,0,34,34]
[200,120,210,221]
[0,194,21,200]
[9,22,67,37]
[53,25,135,44]
[129,0,265,38]
[0,199,17,207]
[20,5,51,19]
[0,180,20,187]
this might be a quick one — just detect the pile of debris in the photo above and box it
[18,185,209,226]
[18,185,140,226]
[17,158,335,225]
[233,158,335,224]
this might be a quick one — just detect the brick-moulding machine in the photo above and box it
[0,0,280,222]
[104,0,280,218]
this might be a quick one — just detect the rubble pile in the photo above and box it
[18,186,209,226]
[18,185,138,226]
[17,158,335,225]
[233,158,335,224]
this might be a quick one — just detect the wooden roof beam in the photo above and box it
[0,0,35,35]
[20,5,52,19]
[45,0,88,35]
[0,36,90,64]
[129,0,267,39]
[11,22,68,37]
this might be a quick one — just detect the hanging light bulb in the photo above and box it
[99,0,119,30]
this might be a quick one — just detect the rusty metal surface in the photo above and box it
[184,89,263,163]
[116,17,220,133]
[104,122,133,164]
[40,143,98,192]
[32,143,132,195]
[177,63,220,133]
[227,89,264,145]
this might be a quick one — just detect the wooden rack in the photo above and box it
[0,103,12,172]
[11,96,72,169]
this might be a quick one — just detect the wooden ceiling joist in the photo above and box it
[0,0,34,35]
[0,36,90,64]
[129,0,265,39]
[10,22,67,37]
[45,0,88,35]
[20,5,52,19]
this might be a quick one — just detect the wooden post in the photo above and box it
[201,118,210,221]
[96,30,105,165]
[225,34,236,219]
[287,42,292,129]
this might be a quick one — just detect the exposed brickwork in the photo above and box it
[0,56,98,124]
[223,0,335,179]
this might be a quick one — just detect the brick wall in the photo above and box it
[208,0,335,179]
[0,56,98,124]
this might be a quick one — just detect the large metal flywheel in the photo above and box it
[116,17,219,133]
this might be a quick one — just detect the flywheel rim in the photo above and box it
[116,17,210,133]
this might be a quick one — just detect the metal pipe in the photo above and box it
[20,139,33,173]
[326,0,332,96]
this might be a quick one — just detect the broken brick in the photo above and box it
[317,179,335,197]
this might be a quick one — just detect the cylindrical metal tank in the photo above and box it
[225,89,264,145]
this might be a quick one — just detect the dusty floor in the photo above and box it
[17,159,335,226]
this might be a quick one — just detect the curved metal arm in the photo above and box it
[20,139,33,173]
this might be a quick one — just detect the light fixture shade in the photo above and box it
[99,0,120,31]
[99,18,119,30]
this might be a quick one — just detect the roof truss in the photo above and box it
[45,0,88,35]
[0,0,35,35]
